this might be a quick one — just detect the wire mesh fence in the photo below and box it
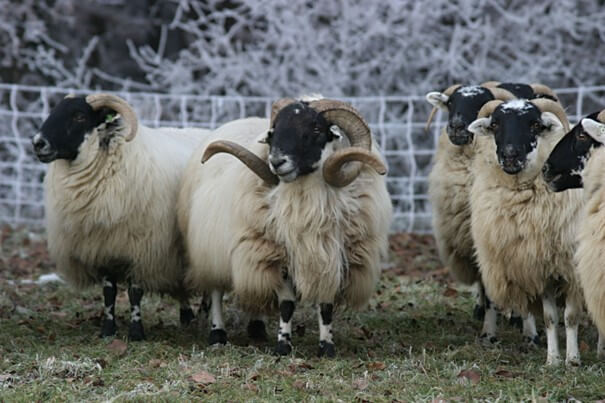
[0,83,604,232]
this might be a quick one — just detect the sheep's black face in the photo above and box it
[543,112,602,192]
[32,97,106,163]
[267,102,337,182]
[445,86,494,145]
[480,100,546,175]
[497,83,535,100]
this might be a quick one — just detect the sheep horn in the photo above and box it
[425,84,461,132]
[480,81,501,88]
[530,83,559,102]
[477,100,504,118]
[530,98,570,132]
[323,147,387,187]
[597,109,605,123]
[202,140,279,186]
[85,93,138,141]
[270,98,297,127]
[487,87,515,102]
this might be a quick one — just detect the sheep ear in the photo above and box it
[467,117,492,136]
[425,92,449,111]
[329,125,344,140]
[258,129,272,144]
[541,112,564,134]
[582,118,605,145]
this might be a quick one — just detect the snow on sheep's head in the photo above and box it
[543,110,605,192]
[32,94,137,163]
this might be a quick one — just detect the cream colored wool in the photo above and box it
[470,131,583,316]
[45,121,206,298]
[178,117,392,313]
[428,129,478,285]
[575,146,605,337]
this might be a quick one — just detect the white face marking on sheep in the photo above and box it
[458,85,484,97]
[499,99,533,114]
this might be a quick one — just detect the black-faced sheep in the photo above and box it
[543,109,605,358]
[177,97,392,356]
[32,94,206,340]
[468,98,583,366]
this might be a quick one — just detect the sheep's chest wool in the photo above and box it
[428,130,478,284]
[470,143,583,315]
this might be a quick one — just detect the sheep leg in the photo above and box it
[275,278,295,356]
[522,313,540,347]
[564,294,581,366]
[473,281,486,321]
[480,297,498,343]
[127,283,145,341]
[543,289,561,366]
[208,290,227,345]
[318,303,335,358]
[598,331,605,359]
[100,276,117,337]
[179,300,195,327]
[247,314,268,342]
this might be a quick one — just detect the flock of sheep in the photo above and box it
[29,84,605,365]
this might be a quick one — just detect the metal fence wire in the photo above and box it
[1,83,604,232]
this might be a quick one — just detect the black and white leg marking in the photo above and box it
[179,300,195,327]
[522,313,540,346]
[208,290,227,345]
[100,276,117,337]
[564,294,581,366]
[128,283,145,341]
[275,277,295,356]
[318,303,335,358]
[247,314,268,342]
[473,281,486,321]
[480,297,498,343]
[543,288,561,366]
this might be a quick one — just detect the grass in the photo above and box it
[0,228,604,401]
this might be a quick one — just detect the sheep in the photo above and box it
[467,97,584,366]
[177,96,392,356]
[425,82,555,341]
[542,109,605,358]
[31,93,207,340]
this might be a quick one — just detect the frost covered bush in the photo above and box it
[1,0,604,96]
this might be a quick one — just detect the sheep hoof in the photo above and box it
[565,356,581,367]
[473,304,486,321]
[274,340,292,356]
[179,307,195,327]
[524,335,541,348]
[128,322,145,341]
[318,341,336,358]
[479,333,498,345]
[247,320,268,342]
[546,355,562,366]
[100,320,117,338]
[208,329,227,345]
[508,315,523,330]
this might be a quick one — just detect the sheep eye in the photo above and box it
[489,122,498,131]
[531,122,542,132]
[73,113,86,123]
[577,131,588,141]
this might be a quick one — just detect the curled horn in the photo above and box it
[487,87,515,102]
[530,83,559,103]
[477,100,504,119]
[85,93,138,141]
[597,109,605,123]
[530,98,570,132]
[425,83,462,132]
[270,98,296,127]
[309,99,383,187]
[480,81,501,88]
[202,140,279,186]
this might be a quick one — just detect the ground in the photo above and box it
[0,226,603,401]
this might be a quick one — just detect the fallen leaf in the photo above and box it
[149,359,164,368]
[243,383,258,392]
[494,369,516,378]
[190,370,216,385]
[457,369,480,385]
[107,339,127,356]
[367,361,386,371]
[352,377,369,391]
[580,341,589,353]
[293,379,306,390]
[442,287,458,298]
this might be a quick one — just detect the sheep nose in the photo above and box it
[32,134,50,153]
[542,163,550,176]
[449,116,465,131]
[502,145,519,159]
[270,155,287,169]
